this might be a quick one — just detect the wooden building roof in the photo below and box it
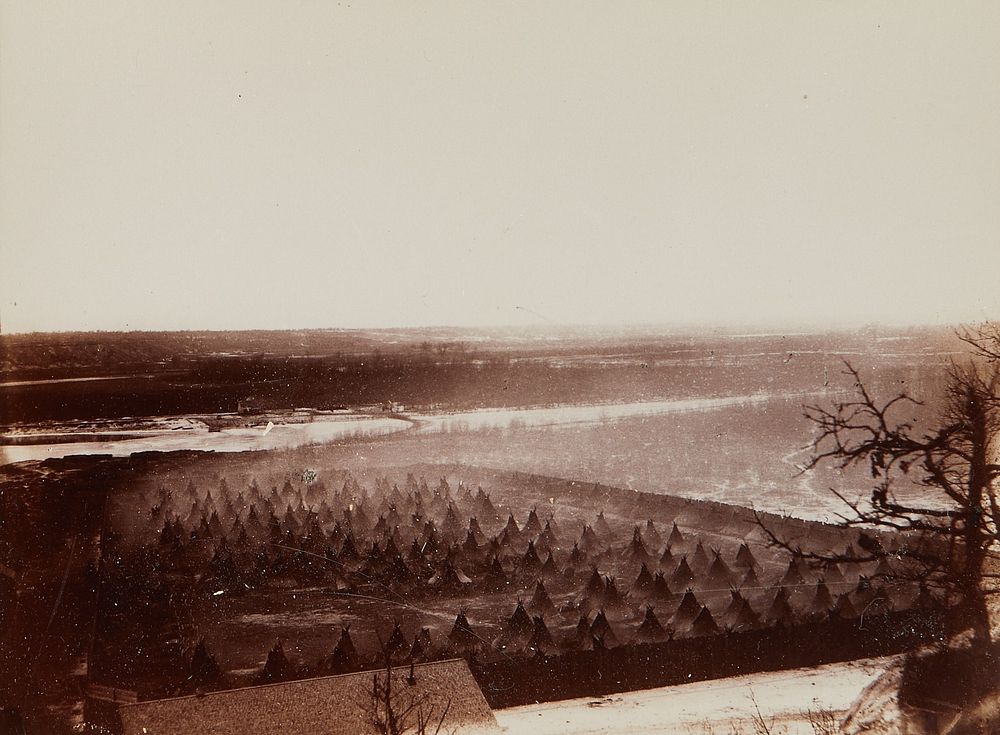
[118,659,500,735]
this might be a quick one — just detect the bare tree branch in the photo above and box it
[756,326,1000,645]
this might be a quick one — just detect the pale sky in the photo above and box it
[1,2,998,333]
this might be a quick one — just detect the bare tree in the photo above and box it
[747,690,782,735]
[960,322,1000,362]
[757,323,1000,646]
[362,635,454,735]
[803,708,840,735]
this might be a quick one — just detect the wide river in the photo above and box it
[0,392,793,466]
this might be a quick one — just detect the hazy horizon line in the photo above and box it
[0,317,982,339]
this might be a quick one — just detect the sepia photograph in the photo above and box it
[1,2,999,733]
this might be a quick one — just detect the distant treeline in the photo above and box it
[0,325,956,376]
[0,329,956,425]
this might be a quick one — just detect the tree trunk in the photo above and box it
[963,391,992,645]
[959,565,991,646]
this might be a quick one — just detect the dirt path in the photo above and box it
[494,656,895,734]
